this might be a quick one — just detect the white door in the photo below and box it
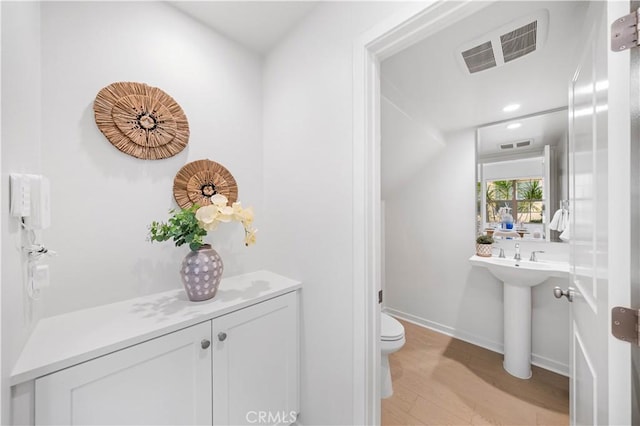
[212,292,299,426]
[568,2,608,419]
[567,1,634,425]
[35,321,213,425]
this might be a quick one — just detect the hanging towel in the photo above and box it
[559,213,571,241]
[549,209,563,231]
[558,209,568,232]
[550,209,568,232]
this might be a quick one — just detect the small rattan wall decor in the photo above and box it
[94,82,189,160]
[173,159,238,209]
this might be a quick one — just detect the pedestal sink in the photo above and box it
[469,254,569,379]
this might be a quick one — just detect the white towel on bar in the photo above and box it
[559,209,568,232]
[549,209,568,232]
[549,209,563,231]
[559,219,571,241]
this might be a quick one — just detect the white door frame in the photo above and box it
[0,2,4,422]
[353,1,634,424]
[351,1,495,423]
[606,1,632,423]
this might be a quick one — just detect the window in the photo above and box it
[485,178,544,224]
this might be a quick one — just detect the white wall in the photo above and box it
[262,2,412,424]
[1,2,43,423]
[381,77,445,198]
[383,129,571,374]
[2,3,264,419]
[39,2,265,317]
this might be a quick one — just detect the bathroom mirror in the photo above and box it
[476,108,569,243]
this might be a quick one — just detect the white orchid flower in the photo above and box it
[216,206,234,223]
[195,205,218,224]
[210,194,228,208]
[244,228,257,246]
[191,197,257,246]
[240,207,254,225]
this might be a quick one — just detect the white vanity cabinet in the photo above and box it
[213,291,298,425]
[35,321,213,425]
[11,271,301,426]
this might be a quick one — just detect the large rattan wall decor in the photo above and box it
[173,159,238,209]
[94,82,189,160]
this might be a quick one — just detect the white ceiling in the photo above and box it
[477,109,567,159]
[380,1,589,135]
[170,1,317,54]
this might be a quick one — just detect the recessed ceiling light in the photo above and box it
[507,123,521,130]
[503,103,521,112]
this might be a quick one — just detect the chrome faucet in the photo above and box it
[529,250,545,262]
[514,243,521,261]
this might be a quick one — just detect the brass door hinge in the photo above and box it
[611,307,640,346]
[611,9,640,52]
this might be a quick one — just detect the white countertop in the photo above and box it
[11,270,301,386]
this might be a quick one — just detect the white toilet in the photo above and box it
[380,312,405,398]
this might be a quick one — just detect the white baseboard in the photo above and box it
[383,307,569,377]
[530,354,569,377]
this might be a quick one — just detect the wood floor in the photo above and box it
[382,319,569,426]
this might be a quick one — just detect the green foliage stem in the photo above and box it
[149,205,207,251]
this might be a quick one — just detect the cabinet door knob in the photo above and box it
[218,332,227,341]
[201,339,211,349]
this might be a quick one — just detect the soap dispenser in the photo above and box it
[501,206,514,230]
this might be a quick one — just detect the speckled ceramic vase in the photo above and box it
[180,244,224,302]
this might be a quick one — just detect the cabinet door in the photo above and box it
[35,321,212,425]
[213,292,299,426]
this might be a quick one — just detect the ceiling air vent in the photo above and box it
[501,21,537,63]
[456,10,548,74]
[461,41,496,74]
[499,139,533,150]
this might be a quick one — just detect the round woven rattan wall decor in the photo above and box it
[94,82,189,160]
[173,160,238,209]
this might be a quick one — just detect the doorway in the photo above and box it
[352,1,635,424]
